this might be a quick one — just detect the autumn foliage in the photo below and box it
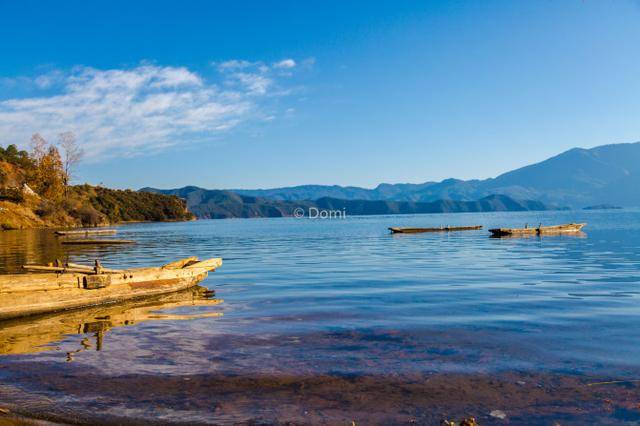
[0,133,194,229]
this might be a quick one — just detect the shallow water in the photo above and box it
[1,209,640,424]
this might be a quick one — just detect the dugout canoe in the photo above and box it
[489,223,586,237]
[0,256,222,320]
[55,229,118,236]
[389,225,483,234]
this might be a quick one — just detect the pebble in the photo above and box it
[490,410,507,420]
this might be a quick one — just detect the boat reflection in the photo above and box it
[490,231,587,239]
[0,285,223,357]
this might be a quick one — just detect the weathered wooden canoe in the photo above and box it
[60,239,135,245]
[489,223,586,237]
[0,285,223,356]
[55,229,117,236]
[389,225,483,234]
[0,256,222,320]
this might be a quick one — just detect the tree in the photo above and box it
[30,133,48,162]
[5,144,18,158]
[0,144,31,168]
[38,145,65,202]
[25,134,66,202]
[58,131,83,191]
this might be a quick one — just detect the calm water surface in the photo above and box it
[1,210,640,424]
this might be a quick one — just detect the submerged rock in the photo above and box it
[440,417,477,426]
[490,409,507,420]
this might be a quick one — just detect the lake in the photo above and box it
[1,209,640,424]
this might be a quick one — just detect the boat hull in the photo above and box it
[389,226,482,234]
[489,223,586,237]
[55,229,117,236]
[0,258,222,320]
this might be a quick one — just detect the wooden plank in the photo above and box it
[184,258,222,270]
[66,263,126,274]
[22,265,125,274]
[22,265,93,274]
[162,257,199,269]
[65,262,95,271]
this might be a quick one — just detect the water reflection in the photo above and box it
[0,285,223,356]
[0,229,67,273]
[489,231,588,239]
[0,228,144,274]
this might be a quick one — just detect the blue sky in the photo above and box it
[1,0,639,189]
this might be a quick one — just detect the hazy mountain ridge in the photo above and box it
[230,142,640,207]
[141,186,552,219]
[313,194,549,216]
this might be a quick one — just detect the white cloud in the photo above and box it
[273,59,296,69]
[230,72,272,95]
[0,63,296,160]
[33,70,65,89]
[217,60,254,70]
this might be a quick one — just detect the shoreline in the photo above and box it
[0,217,196,232]
[3,204,634,228]
[0,409,63,425]
[1,370,638,424]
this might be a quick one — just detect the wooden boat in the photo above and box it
[0,256,222,320]
[389,225,483,234]
[489,223,586,237]
[55,229,117,236]
[0,285,223,356]
[60,239,135,245]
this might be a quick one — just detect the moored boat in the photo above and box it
[489,223,586,237]
[55,229,118,236]
[389,225,482,234]
[0,256,222,320]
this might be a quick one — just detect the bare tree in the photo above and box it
[58,131,84,190]
[30,133,48,161]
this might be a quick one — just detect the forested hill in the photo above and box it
[142,186,552,219]
[0,143,193,230]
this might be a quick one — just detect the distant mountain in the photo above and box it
[231,142,640,208]
[583,204,622,210]
[230,182,439,202]
[140,186,307,219]
[141,186,552,219]
[313,194,549,216]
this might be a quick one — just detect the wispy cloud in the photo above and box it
[0,59,306,160]
[217,59,255,70]
[273,59,296,69]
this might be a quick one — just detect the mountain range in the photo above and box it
[230,142,640,208]
[139,188,551,219]
[142,141,640,219]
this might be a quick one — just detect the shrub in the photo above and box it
[0,188,24,203]
[72,205,105,226]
